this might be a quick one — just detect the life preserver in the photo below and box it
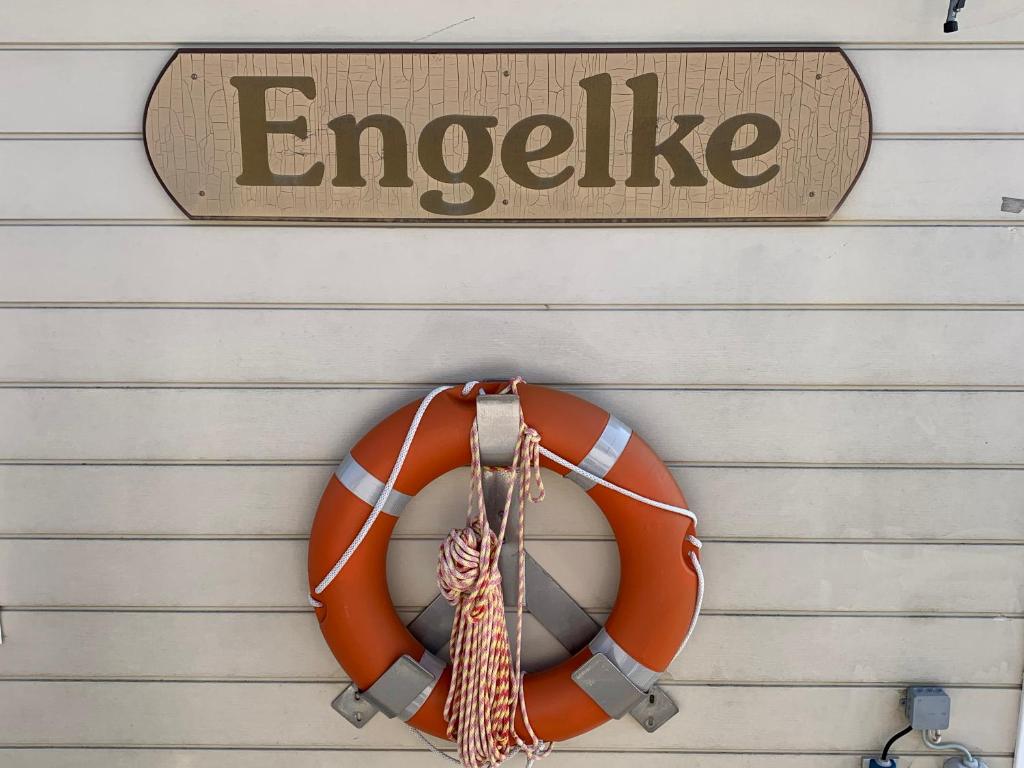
[308,381,701,743]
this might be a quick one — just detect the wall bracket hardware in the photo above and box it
[332,652,445,728]
[572,653,647,719]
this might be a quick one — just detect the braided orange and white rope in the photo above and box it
[437,396,549,768]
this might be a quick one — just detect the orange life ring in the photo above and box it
[308,381,700,742]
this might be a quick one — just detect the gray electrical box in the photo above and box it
[904,686,951,731]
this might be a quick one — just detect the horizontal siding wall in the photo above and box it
[4,465,1024,540]
[6,309,1024,384]
[1,3,1022,767]
[1,227,1022,306]
[1,611,1021,685]
[1,0,1023,43]
[3,389,1022,464]
[1,682,1020,752]
[0,755,1015,768]
[5,539,1024,613]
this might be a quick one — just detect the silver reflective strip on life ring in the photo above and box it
[588,628,660,693]
[335,454,412,517]
[570,415,633,491]
[399,650,446,721]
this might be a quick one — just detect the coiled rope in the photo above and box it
[437,405,548,768]
[308,379,704,768]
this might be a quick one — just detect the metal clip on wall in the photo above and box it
[333,392,679,732]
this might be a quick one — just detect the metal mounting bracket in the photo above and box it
[570,641,679,731]
[628,685,681,733]
[571,652,645,719]
[476,393,521,467]
[331,685,379,728]
[332,651,444,728]
[331,391,678,732]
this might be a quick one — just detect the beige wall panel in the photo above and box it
[1,611,1020,685]
[0,226,1022,306]
[4,465,1024,541]
[2,539,1022,613]
[3,0,1023,44]
[4,308,1024,385]
[1,388,1019,464]
[0,752,1012,768]
[0,681,1016,752]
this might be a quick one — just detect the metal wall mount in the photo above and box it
[331,392,679,733]
[570,653,679,731]
[333,652,444,729]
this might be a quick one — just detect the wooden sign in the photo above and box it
[144,48,872,223]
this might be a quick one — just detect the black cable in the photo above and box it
[881,725,914,762]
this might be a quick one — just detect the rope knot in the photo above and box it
[438,524,500,619]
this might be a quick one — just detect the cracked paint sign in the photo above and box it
[144,48,872,223]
